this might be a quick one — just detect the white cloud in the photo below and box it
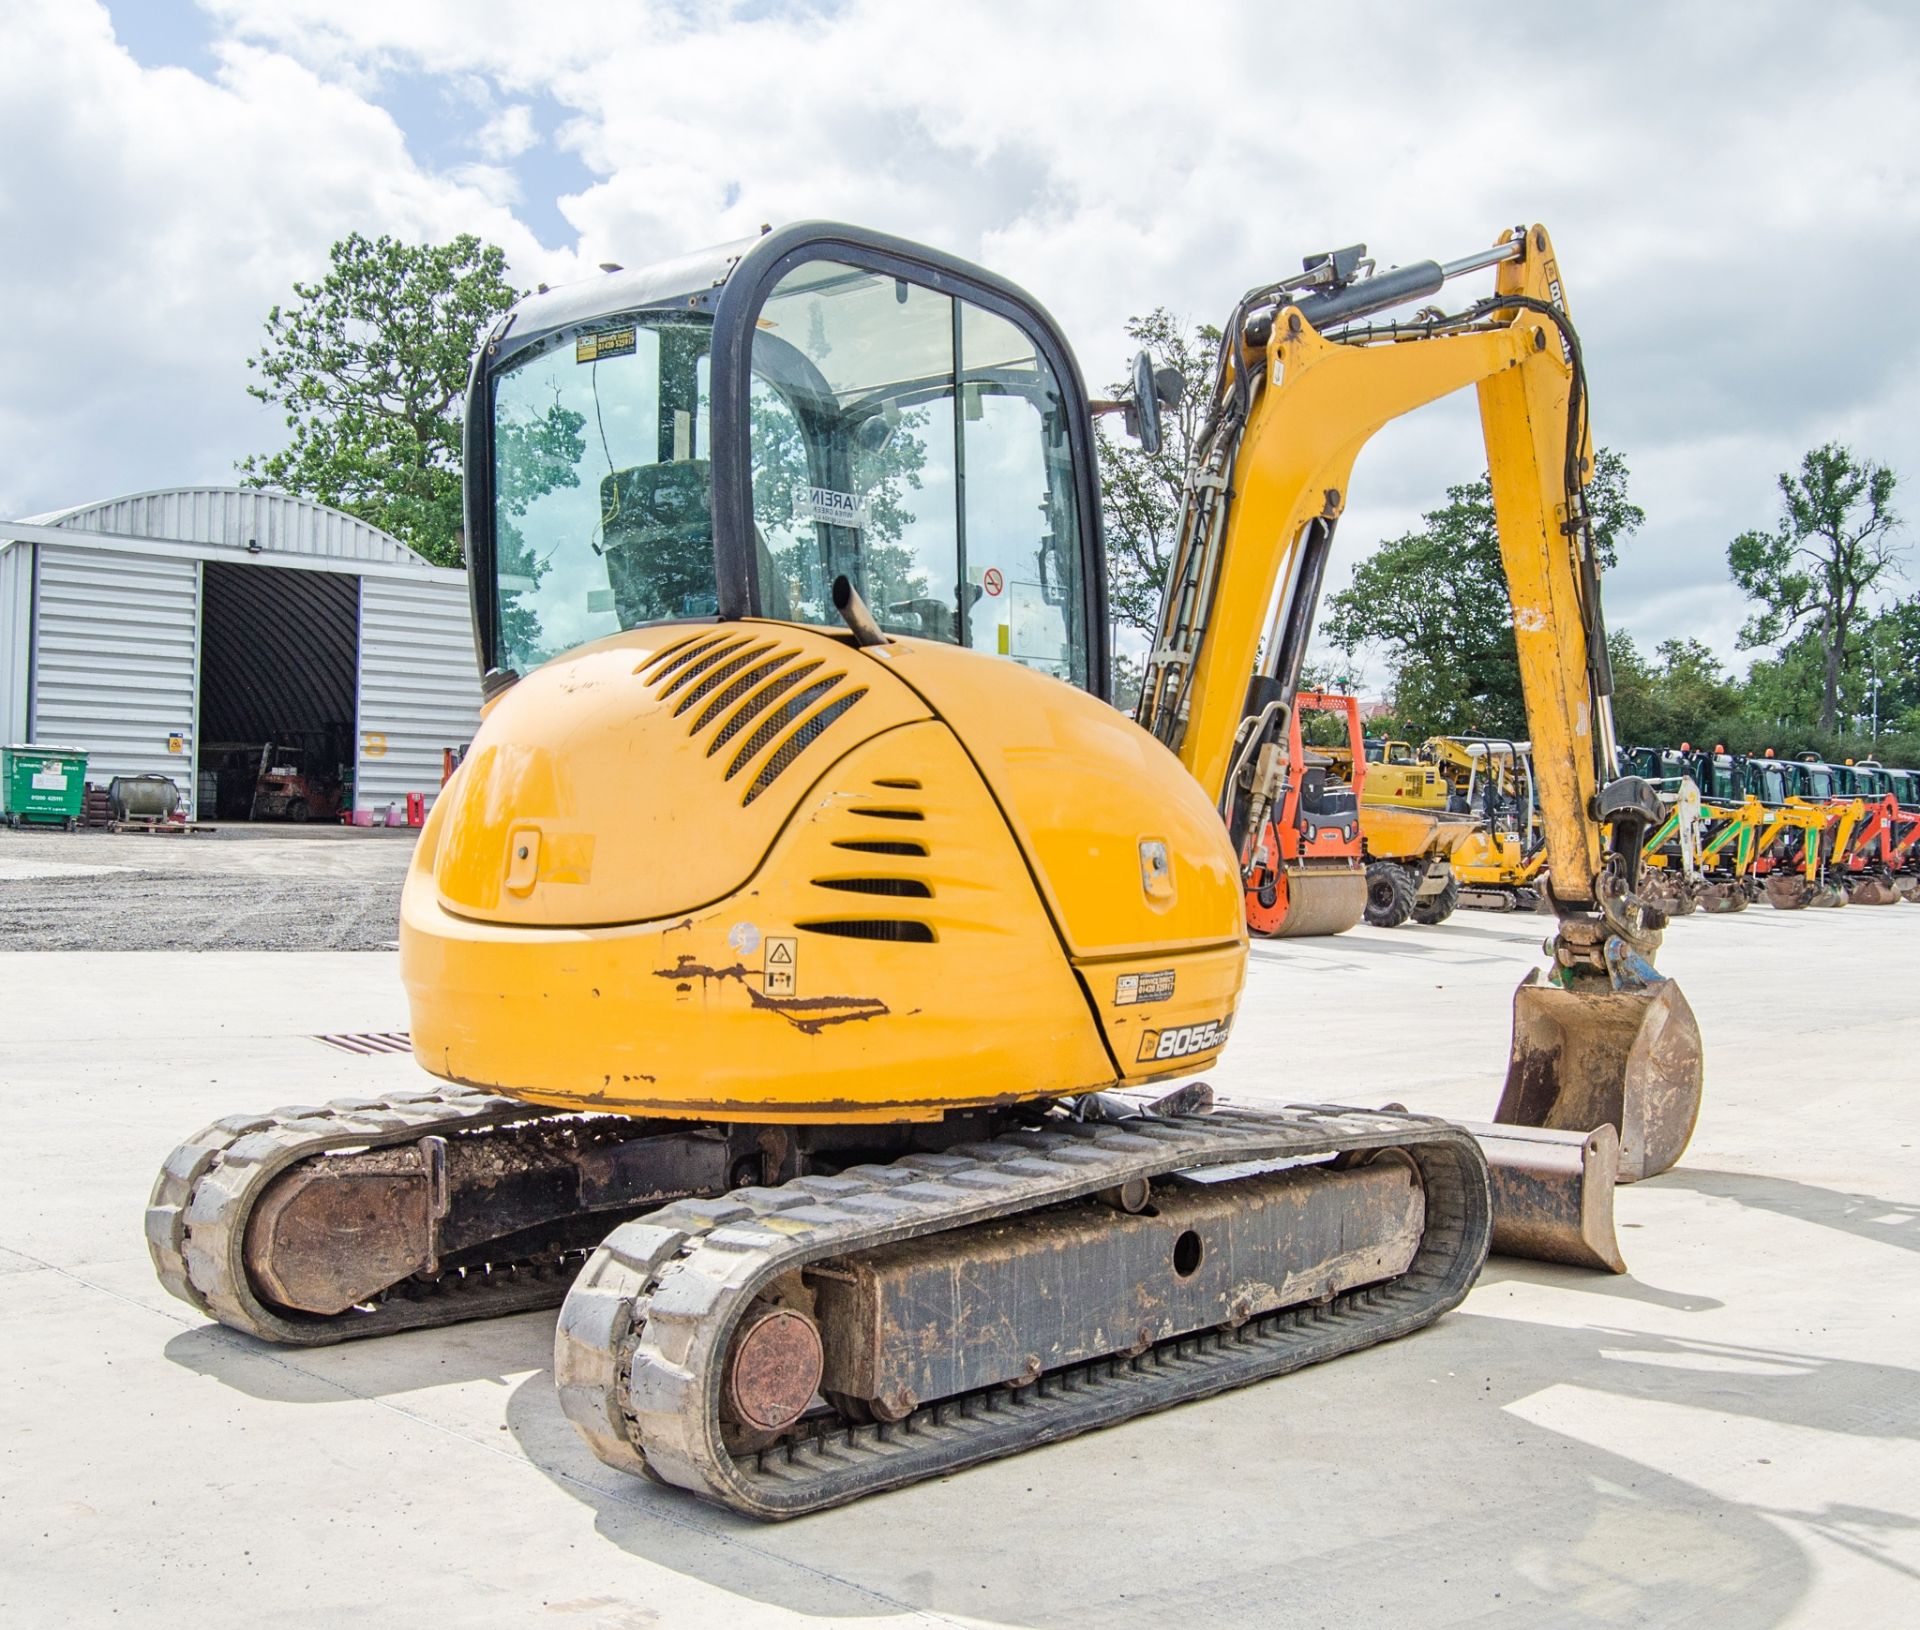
[6,0,1919,668]
[474,102,536,162]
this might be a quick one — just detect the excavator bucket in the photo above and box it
[1697,879,1748,914]
[1845,874,1902,906]
[1496,973,1703,1183]
[1763,873,1842,910]
[1269,867,1368,937]
[1895,875,1920,902]
[1465,1121,1626,1273]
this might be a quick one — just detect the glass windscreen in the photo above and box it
[749,260,1089,686]
[492,314,714,672]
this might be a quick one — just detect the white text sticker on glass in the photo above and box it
[794,487,867,529]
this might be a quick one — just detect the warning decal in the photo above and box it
[764,936,797,996]
[1114,969,1176,1006]
[982,566,1004,597]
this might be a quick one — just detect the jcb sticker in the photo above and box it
[1137,1018,1231,1062]
[576,326,637,364]
[1114,969,1176,1006]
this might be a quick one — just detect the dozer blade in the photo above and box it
[1495,974,1703,1183]
[1846,874,1902,906]
[1267,867,1368,938]
[1465,1121,1626,1273]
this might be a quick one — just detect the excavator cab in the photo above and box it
[468,224,1109,697]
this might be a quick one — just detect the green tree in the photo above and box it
[1096,309,1221,642]
[239,233,518,567]
[1727,443,1904,734]
[1608,632,1745,748]
[1323,448,1643,740]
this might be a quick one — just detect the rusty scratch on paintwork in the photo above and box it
[652,955,889,1036]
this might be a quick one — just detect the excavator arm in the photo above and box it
[1139,224,1703,1180]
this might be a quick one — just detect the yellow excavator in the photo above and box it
[149,222,1702,1517]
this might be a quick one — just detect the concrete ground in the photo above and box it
[3,902,1916,1628]
[0,824,412,950]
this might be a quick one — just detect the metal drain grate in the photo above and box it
[314,1031,413,1056]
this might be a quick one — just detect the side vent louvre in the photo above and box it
[709,660,823,754]
[832,839,928,857]
[689,651,794,734]
[849,806,924,822]
[798,920,936,943]
[639,632,727,685]
[728,677,843,782]
[635,634,871,810]
[872,778,922,790]
[660,636,753,699]
[742,690,867,805]
[811,877,933,898]
[673,641,778,716]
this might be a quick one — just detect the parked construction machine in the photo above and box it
[150,222,1700,1515]
[1350,747,1477,926]
[1753,756,1863,909]
[1432,737,1549,911]
[1239,690,1368,937]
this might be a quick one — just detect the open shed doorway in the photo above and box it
[197,562,358,822]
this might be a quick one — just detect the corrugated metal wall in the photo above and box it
[0,540,33,744]
[31,544,200,800]
[34,488,420,566]
[356,576,480,813]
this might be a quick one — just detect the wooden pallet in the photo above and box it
[106,819,217,836]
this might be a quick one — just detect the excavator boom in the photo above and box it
[1139,225,1702,1181]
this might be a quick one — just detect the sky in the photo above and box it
[3,0,1917,680]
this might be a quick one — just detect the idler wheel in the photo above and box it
[724,1305,824,1433]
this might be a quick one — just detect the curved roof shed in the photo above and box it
[1,487,479,818]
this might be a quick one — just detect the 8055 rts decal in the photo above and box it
[1137,1017,1233,1062]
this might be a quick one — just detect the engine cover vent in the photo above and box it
[797,919,936,943]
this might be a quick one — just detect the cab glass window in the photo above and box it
[492,316,714,671]
[748,259,1088,686]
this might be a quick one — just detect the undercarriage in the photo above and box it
[150,1089,1493,1515]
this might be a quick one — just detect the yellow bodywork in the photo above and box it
[403,623,1244,1120]
[1452,827,1547,890]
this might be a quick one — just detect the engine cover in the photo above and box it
[402,622,1246,1120]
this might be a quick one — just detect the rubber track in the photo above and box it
[146,1086,593,1344]
[555,1103,1490,1517]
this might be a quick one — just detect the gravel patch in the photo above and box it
[0,827,416,951]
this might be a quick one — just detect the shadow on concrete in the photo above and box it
[1255,935,1512,966]
[1477,1257,1725,1313]
[163,1304,556,1403]
[1410,918,1550,944]
[497,1309,1920,1629]
[1662,1167,1920,1256]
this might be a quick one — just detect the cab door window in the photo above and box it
[748,259,1089,688]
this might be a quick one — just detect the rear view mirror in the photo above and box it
[1091,356,1186,454]
[1129,350,1163,456]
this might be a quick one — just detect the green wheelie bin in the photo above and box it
[2,744,89,830]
